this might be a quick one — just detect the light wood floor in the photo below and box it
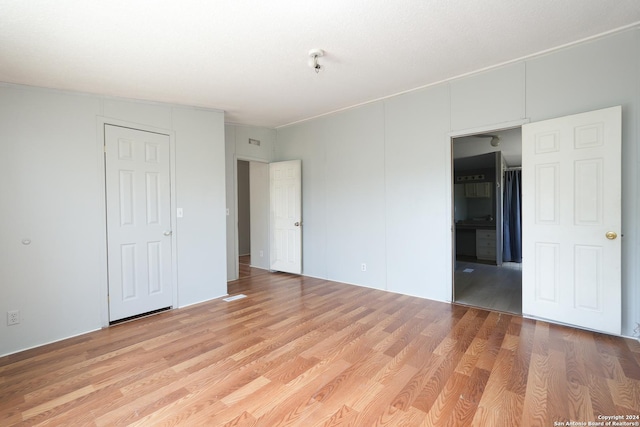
[2,272,640,426]
[454,260,522,314]
[239,255,269,279]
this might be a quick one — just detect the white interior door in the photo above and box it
[522,106,621,335]
[105,125,173,321]
[270,160,302,274]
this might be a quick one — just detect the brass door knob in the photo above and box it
[605,231,617,240]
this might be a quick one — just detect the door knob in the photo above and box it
[163,231,173,236]
[294,222,300,227]
[605,231,617,240]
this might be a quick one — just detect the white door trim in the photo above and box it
[447,119,531,140]
[96,117,177,327]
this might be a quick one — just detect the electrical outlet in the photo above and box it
[361,263,367,272]
[7,310,20,326]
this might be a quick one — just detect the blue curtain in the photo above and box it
[503,170,522,263]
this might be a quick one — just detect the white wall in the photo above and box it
[224,124,275,281]
[276,27,640,336]
[383,84,452,299]
[225,125,238,280]
[324,104,387,289]
[276,104,388,289]
[0,84,227,356]
[172,108,227,307]
[269,119,328,279]
[450,62,526,131]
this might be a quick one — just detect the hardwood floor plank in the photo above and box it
[420,371,471,426]
[349,364,418,426]
[255,358,351,420]
[200,379,285,426]
[412,353,459,413]
[27,387,123,427]
[547,349,570,423]
[586,371,618,417]
[445,367,491,426]
[221,376,272,407]
[21,384,96,421]
[507,319,534,396]
[253,360,352,426]
[1,271,639,426]
[531,320,549,357]
[564,340,589,387]
[567,381,595,422]
[521,353,549,427]
[607,376,640,410]
[474,313,510,372]
[475,347,516,419]
[390,352,441,410]
[454,336,486,377]
[320,404,359,427]
[221,410,257,427]
[93,382,187,425]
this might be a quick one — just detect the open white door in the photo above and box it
[270,160,302,274]
[522,106,621,335]
[105,125,173,321]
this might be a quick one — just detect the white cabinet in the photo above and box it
[476,229,496,261]
[464,182,492,198]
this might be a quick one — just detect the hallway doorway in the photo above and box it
[235,159,270,278]
[452,127,522,314]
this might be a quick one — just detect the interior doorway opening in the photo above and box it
[235,159,270,279]
[237,160,252,278]
[452,127,523,314]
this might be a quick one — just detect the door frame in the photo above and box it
[97,117,178,327]
[233,155,270,280]
[448,119,529,302]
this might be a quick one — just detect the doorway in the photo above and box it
[452,127,522,314]
[237,160,252,277]
[235,159,270,278]
[233,158,303,279]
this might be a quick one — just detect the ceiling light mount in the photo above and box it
[308,49,325,73]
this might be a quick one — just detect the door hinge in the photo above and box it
[103,145,107,153]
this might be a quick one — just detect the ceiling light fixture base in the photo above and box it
[308,49,325,73]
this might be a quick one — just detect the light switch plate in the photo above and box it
[177,208,183,218]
